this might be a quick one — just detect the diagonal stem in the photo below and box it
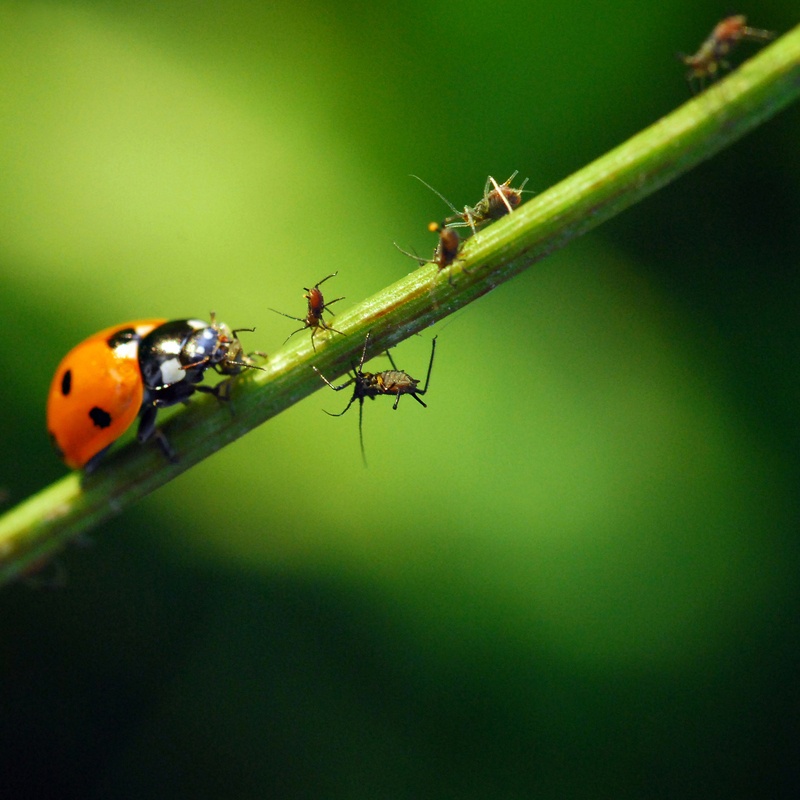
[2,24,799,586]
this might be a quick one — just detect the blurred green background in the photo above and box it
[1,1,799,797]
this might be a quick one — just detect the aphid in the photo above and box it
[270,272,345,351]
[394,222,462,280]
[412,172,529,236]
[312,331,437,464]
[679,15,775,90]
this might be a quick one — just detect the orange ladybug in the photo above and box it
[47,320,165,470]
[47,316,264,470]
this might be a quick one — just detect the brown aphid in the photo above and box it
[679,15,775,90]
[394,222,462,278]
[463,172,528,227]
[412,172,528,237]
[427,221,461,268]
[270,272,345,351]
[312,331,437,464]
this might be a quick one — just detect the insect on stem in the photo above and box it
[270,272,345,351]
[411,172,529,237]
[394,223,463,284]
[678,15,776,92]
[312,331,437,465]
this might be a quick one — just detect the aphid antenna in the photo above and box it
[393,241,428,266]
[315,374,370,465]
[357,400,367,466]
[410,174,462,217]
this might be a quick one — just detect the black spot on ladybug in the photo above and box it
[89,406,112,429]
[107,327,137,348]
[61,369,72,396]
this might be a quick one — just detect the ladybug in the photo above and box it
[47,315,262,470]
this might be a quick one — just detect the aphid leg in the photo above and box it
[312,365,360,417]
[358,398,367,467]
[462,207,479,237]
[418,336,437,396]
[312,365,353,393]
[269,310,308,345]
[385,347,400,371]
[390,336,436,409]
[319,297,345,313]
[323,392,359,418]
[391,392,428,411]
[358,332,374,369]
[314,272,339,289]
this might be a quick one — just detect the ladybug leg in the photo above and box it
[153,429,178,464]
[136,404,158,444]
[137,405,178,463]
[83,445,112,475]
[196,382,230,400]
[196,381,236,416]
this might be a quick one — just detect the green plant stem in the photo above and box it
[2,26,799,586]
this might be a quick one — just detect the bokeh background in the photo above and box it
[1,1,799,797]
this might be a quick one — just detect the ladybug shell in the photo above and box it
[138,317,247,399]
[47,320,166,469]
[138,319,222,393]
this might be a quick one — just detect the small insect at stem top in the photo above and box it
[679,15,776,90]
